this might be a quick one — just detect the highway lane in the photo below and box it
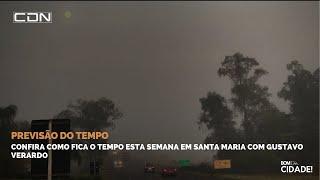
[106,169,224,180]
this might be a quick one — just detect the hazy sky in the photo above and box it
[0,1,318,162]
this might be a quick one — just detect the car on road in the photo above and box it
[160,167,177,176]
[114,160,124,168]
[144,162,156,173]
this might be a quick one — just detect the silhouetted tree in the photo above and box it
[0,105,25,177]
[56,97,123,169]
[56,97,123,131]
[198,92,237,144]
[199,53,295,172]
[218,53,272,139]
[278,61,319,165]
[0,105,17,131]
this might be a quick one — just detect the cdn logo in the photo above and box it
[13,12,52,23]
[280,161,313,174]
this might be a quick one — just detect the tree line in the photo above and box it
[198,52,319,173]
[0,52,318,176]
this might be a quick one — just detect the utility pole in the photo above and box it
[48,120,52,180]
